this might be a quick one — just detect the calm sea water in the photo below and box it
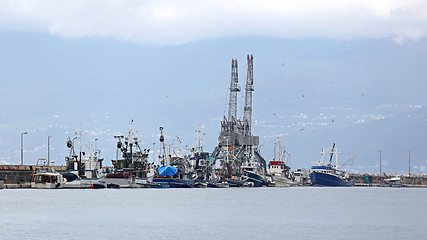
[1,187,426,240]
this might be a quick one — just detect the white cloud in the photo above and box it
[1,0,427,45]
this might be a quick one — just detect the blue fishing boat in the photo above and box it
[243,170,266,187]
[309,166,355,187]
[153,127,195,188]
[309,143,355,187]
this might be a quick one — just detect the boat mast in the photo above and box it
[274,136,279,161]
[335,147,340,169]
[127,119,135,164]
[328,143,335,166]
[196,124,203,152]
[159,126,169,165]
[76,130,84,177]
[319,148,325,165]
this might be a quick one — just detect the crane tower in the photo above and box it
[243,54,254,136]
[228,59,240,122]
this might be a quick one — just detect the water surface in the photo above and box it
[1,187,426,239]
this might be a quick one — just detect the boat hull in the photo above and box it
[63,178,105,188]
[227,178,246,187]
[243,171,266,187]
[309,172,354,187]
[270,174,295,187]
[152,178,194,188]
[31,182,62,189]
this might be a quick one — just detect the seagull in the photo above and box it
[273,113,277,116]
[361,93,365,96]
[332,119,334,123]
[300,128,304,131]
[302,94,305,98]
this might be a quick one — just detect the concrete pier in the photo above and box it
[350,173,427,187]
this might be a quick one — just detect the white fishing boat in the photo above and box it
[62,131,105,188]
[267,137,296,187]
[31,158,65,189]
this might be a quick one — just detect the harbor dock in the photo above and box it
[1,164,427,189]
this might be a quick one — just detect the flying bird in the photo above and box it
[300,128,304,131]
[302,94,305,98]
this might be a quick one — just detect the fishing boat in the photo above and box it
[62,131,105,188]
[190,126,217,187]
[267,137,296,187]
[152,127,195,188]
[104,120,155,188]
[241,147,267,187]
[152,161,195,188]
[309,143,355,187]
[31,158,65,189]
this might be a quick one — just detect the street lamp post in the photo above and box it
[48,135,53,166]
[20,132,28,165]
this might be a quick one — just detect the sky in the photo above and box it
[1,0,427,45]
[1,0,427,174]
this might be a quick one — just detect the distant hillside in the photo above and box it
[0,33,426,174]
[256,107,427,174]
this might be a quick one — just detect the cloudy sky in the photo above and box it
[1,0,427,174]
[1,0,427,45]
